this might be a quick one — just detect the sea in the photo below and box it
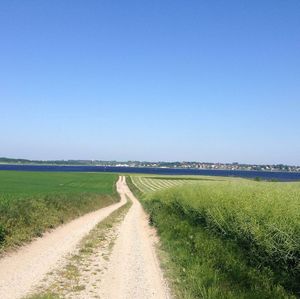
[0,164,299,182]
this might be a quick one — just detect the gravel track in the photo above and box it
[99,176,171,299]
[0,176,170,299]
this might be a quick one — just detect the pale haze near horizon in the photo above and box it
[1,1,299,165]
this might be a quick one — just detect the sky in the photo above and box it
[1,1,300,164]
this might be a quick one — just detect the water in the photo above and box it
[0,164,299,181]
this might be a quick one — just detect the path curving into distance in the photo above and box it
[0,176,170,299]
[99,176,171,299]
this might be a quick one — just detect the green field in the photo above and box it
[0,171,118,253]
[128,175,300,298]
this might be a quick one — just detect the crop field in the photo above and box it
[130,176,188,193]
[130,175,220,194]
[128,175,300,298]
[0,171,118,253]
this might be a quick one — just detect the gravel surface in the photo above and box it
[98,176,171,299]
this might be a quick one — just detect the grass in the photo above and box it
[128,175,300,298]
[0,171,119,253]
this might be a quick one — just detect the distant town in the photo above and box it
[0,157,300,172]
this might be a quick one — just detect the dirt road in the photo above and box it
[0,176,170,299]
[99,176,170,299]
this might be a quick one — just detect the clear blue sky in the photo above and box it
[1,1,299,164]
